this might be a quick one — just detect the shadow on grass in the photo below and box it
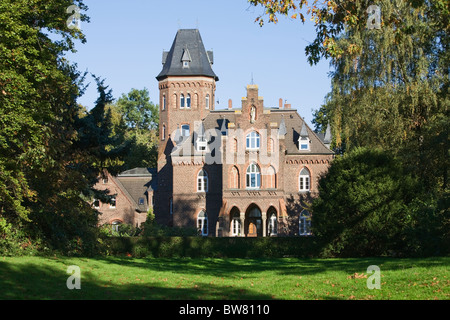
[1,256,448,300]
[91,256,450,278]
[0,259,272,300]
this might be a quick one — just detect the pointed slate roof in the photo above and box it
[156,29,218,81]
[324,123,332,144]
[300,122,309,137]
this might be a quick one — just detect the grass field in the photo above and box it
[0,256,448,300]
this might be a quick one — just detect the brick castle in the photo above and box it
[94,29,334,237]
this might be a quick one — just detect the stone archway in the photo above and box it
[245,204,262,237]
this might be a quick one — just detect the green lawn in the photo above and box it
[0,256,448,300]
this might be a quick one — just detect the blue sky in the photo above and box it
[66,0,332,128]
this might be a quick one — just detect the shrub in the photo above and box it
[311,147,420,257]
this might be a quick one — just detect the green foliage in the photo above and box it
[311,147,420,257]
[106,236,317,258]
[116,88,159,131]
[109,88,159,170]
[0,0,133,256]
[141,210,198,237]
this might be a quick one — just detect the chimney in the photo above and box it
[279,98,283,109]
[228,99,232,109]
[284,103,291,109]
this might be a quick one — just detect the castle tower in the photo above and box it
[156,29,218,155]
[155,29,218,225]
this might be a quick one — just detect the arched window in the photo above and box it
[299,167,310,192]
[230,166,240,189]
[268,213,277,236]
[246,163,261,189]
[162,124,166,140]
[197,169,208,192]
[267,166,276,189]
[197,210,208,236]
[186,94,191,108]
[111,220,121,232]
[162,95,166,110]
[181,124,190,137]
[180,94,185,108]
[299,210,312,236]
[231,210,241,236]
[246,131,260,150]
[205,94,210,109]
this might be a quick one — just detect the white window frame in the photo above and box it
[197,211,208,236]
[180,94,185,109]
[186,93,191,108]
[109,196,116,209]
[196,135,207,152]
[231,218,241,236]
[299,210,312,236]
[93,199,100,209]
[162,95,166,110]
[246,163,261,189]
[111,220,121,232]
[299,168,310,192]
[268,213,277,236]
[181,124,190,137]
[246,131,260,150]
[299,137,310,151]
[205,94,210,109]
[197,169,208,192]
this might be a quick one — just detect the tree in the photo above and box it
[0,0,132,254]
[114,88,159,169]
[116,88,159,131]
[0,0,88,222]
[311,147,419,257]
[250,0,449,191]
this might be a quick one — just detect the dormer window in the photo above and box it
[298,122,310,151]
[299,137,310,151]
[181,48,191,69]
[196,135,207,152]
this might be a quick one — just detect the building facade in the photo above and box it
[93,168,156,229]
[152,29,334,237]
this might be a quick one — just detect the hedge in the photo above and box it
[105,236,319,258]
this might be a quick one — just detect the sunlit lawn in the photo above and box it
[0,256,448,300]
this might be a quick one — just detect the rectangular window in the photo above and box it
[196,136,207,152]
[110,197,116,209]
[138,197,145,205]
[181,124,190,137]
